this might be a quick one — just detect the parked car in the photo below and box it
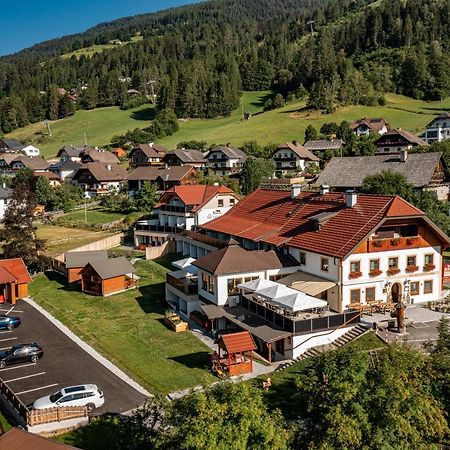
[0,314,20,331]
[33,384,104,413]
[0,343,43,368]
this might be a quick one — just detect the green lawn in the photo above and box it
[58,207,125,226]
[0,411,12,432]
[29,258,215,394]
[7,104,155,158]
[251,332,384,418]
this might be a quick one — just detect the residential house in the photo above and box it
[9,156,49,173]
[0,258,32,304]
[81,257,136,296]
[165,187,450,361]
[134,185,240,248]
[272,141,320,177]
[56,145,85,162]
[0,184,12,220]
[50,160,82,181]
[205,145,247,176]
[0,154,18,172]
[304,139,345,159]
[375,128,428,154]
[162,148,206,169]
[351,118,390,136]
[20,145,40,157]
[424,113,450,143]
[128,143,168,169]
[127,165,197,194]
[62,250,108,283]
[0,138,22,152]
[34,171,61,187]
[111,147,127,158]
[315,152,450,200]
[0,427,80,450]
[71,162,127,197]
[80,147,120,165]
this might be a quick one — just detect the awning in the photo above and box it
[270,292,327,312]
[237,278,272,292]
[200,304,225,320]
[278,271,336,296]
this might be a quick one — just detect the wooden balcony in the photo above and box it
[367,236,424,253]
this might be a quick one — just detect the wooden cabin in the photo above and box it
[81,257,136,297]
[217,331,257,376]
[64,250,108,283]
[0,258,32,305]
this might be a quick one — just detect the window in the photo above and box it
[201,273,208,291]
[244,276,258,283]
[424,280,433,294]
[321,258,329,272]
[366,287,376,302]
[218,199,224,207]
[299,252,306,265]
[208,276,215,295]
[388,257,398,269]
[410,282,420,295]
[350,289,361,304]
[230,198,235,206]
[227,278,243,295]
[407,255,416,266]
[269,274,284,282]
[369,259,380,271]
[425,254,434,265]
[350,261,360,273]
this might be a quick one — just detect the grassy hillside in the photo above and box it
[7,104,154,158]
[7,91,450,158]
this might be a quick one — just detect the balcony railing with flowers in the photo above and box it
[369,269,383,277]
[406,265,419,273]
[423,263,436,272]
[387,267,401,276]
[368,236,421,252]
[349,271,362,279]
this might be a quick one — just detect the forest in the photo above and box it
[1,0,450,134]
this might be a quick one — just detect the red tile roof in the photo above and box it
[200,189,439,259]
[0,427,79,449]
[157,185,236,211]
[0,258,32,285]
[219,331,257,354]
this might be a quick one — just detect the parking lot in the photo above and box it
[0,301,148,414]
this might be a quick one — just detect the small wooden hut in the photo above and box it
[217,331,257,376]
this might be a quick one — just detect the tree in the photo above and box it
[58,95,75,118]
[240,158,274,195]
[273,93,285,109]
[168,383,289,450]
[133,182,159,214]
[177,140,208,151]
[34,176,55,208]
[0,169,48,272]
[361,171,413,199]
[304,124,318,143]
[45,85,60,121]
[320,122,339,137]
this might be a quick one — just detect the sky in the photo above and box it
[1,0,199,56]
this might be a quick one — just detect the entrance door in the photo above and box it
[391,282,402,303]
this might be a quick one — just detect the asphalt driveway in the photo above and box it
[0,301,148,414]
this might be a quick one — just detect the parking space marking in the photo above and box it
[0,309,23,313]
[5,372,46,383]
[3,306,15,316]
[0,331,12,334]
[0,363,36,372]
[0,347,12,350]
[0,337,17,342]
[16,383,58,396]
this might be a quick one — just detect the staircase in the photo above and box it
[276,324,370,371]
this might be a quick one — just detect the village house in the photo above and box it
[128,143,168,169]
[50,159,82,181]
[127,165,197,194]
[7,156,49,174]
[0,427,79,450]
[315,151,450,200]
[134,185,239,250]
[164,186,450,361]
[375,128,428,154]
[304,139,346,159]
[272,142,320,177]
[33,171,61,187]
[0,138,23,152]
[20,145,40,157]
[80,147,120,165]
[205,145,247,176]
[0,184,12,220]
[58,250,108,283]
[71,162,127,197]
[0,258,32,305]
[56,145,85,162]
[111,147,127,158]
[162,148,206,168]
[351,117,390,136]
[81,257,136,297]
[424,113,450,143]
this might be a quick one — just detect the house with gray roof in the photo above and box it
[205,145,247,176]
[162,148,206,168]
[424,112,450,143]
[272,141,319,177]
[0,138,23,152]
[375,129,428,155]
[304,139,345,158]
[315,151,450,200]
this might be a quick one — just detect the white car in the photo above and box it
[32,384,104,413]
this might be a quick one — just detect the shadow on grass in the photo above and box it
[130,107,156,121]
[169,351,211,370]
[420,106,450,112]
[280,105,310,114]
[135,283,166,314]
[248,92,272,110]
[153,253,184,270]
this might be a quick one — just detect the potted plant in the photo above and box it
[369,268,382,277]
[405,265,419,273]
[390,238,401,246]
[349,271,362,279]
[387,267,400,276]
[371,239,383,248]
[164,310,189,332]
[423,263,436,272]
[406,237,418,245]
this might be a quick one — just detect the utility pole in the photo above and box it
[44,120,52,136]
[83,131,88,147]
[148,79,156,104]
[84,197,87,224]
[307,20,315,34]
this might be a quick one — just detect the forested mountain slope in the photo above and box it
[1,0,449,135]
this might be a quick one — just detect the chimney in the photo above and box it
[292,140,299,147]
[149,142,154,147]
[107,164,112,171]
[291,184,302,199]
[400,149,408,162]
[320,185,330,195]
[345,190,357,208]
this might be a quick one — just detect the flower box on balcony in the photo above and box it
[387,267,400,276]
[406,237,419,245]
[369,269,383,277]
[390,238,401,246]
[423,263,436,272]
[371,239,384,248]
[406,265,419,273]
[349,271,362,279]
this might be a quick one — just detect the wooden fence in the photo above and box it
[27,406,88,426]
[0,378,28,420]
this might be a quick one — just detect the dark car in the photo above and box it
[0,343,43,368]
[0,315,20,331]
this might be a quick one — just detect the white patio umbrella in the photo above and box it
[237,278,274,293]
[255,283,292,300]
[173,257,196,269]
[270,292,328,312]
